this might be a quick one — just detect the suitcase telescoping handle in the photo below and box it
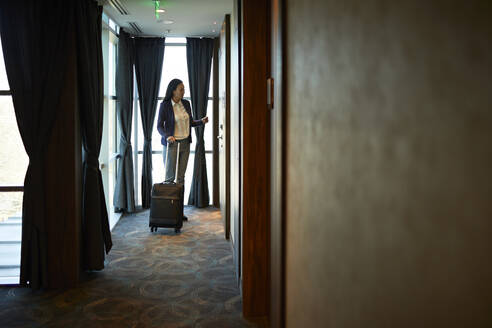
[163,140,181,184]
[175,142,180,184]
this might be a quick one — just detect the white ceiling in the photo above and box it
[101,0,232,37]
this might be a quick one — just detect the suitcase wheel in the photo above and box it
[150,226,156,232]
[175,228,180,233]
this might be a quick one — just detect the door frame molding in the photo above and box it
[270,0,285,326]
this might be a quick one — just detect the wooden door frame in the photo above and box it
[232,0,242,287]
[270,0,285,326]
[241,0,271,319]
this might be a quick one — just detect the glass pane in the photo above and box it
[204,100,213,151]
[108,99,116,155]
[0,190,21,284]
[137,154,142,204]
[137,102,144,150]
[0,191,22,223]
[166,37,187,44]
[108,159,116,212]
[137,102,163,152]
[152,151,165,184]
[109,18,117,32]
[153,103,164,152]
[160,46,190,98]
[116,101,121,154]
[206,153,213,204]
[113,42,117,96]
[0,97,28,186]
[0,41,10,90]
[132,96,138,205]
[184,153,213,205]
[184,153,194,203]
[190,134,196,152]
[108,41,116,97]
[209,61,213,98]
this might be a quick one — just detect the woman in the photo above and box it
[156,79,209,219]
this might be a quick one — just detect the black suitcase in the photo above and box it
[149,142,184,233]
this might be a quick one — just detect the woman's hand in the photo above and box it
[201,116,209,124]
[167,136,176,143]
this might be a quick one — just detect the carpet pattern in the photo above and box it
[0,207,256,328]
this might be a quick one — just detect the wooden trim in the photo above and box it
[241,0,270,318]
[224,14,231,240]
[270,0,285,326]
[232,0,243,290]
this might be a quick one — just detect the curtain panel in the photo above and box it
[134,37,165,208]
[113,29,136,213]
[186,37,214,208]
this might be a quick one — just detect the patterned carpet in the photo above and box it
[0,207,256,328]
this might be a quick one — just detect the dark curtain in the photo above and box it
[75,1,112,270]
[186,38,214,207]
[134,37,165,208]
[0,1,73,288]
[113,29,136,213]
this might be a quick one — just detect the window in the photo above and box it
[135,39,214,204]
[100,17,119,217]
[159,46,190,98]
[0,41,27,284]
[165,37,187,44]
[107,34,118,202]
[108,18,120,35]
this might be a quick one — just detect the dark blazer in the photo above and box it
[157,98,203,146]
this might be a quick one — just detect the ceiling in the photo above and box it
[101,0,232,37]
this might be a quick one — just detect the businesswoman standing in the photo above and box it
[157,79,209,217]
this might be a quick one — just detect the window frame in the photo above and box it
[0,79,21,192]
[0,44,24,286]
[133,41,215,205]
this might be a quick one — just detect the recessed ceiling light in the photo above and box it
[212,29,216,33]
[157,9,166,13]
[213,21,217,25]
[163,20,174,25]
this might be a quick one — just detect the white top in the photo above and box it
[171,99,190,140]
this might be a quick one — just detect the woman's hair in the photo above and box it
[163,78,183,102]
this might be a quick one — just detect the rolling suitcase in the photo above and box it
[149,142,184,233]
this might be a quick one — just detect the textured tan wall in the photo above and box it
[285,1,492,327]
